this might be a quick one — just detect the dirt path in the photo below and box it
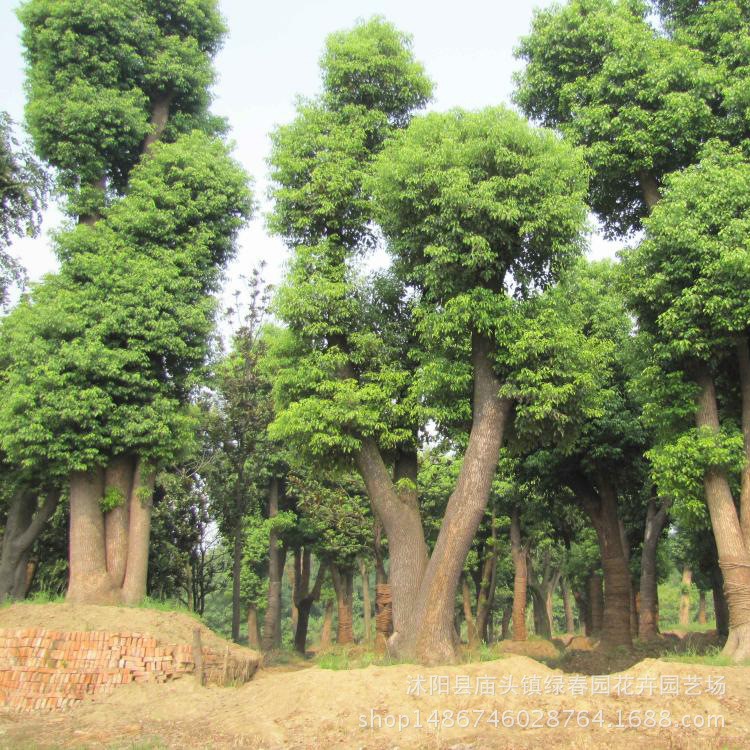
[2,655,747,749]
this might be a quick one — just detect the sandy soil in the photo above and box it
[1,654,747,749]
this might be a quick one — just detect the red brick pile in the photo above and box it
[0,627,257,712]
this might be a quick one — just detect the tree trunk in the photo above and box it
[262,479,285,652]
[0,490,59,601]
[712,565,729,637]
[142,95,173,153]
[67,469,118,604]
[103,456,134,590]
[694,366,750,661]
[561,577,575,634]
[679,566,693,627]
[475,514,499,642]
[579,475,632,647]
[293,551,326,655]
[589,573,604,636]
[510,508,528,641]
[639,171,661,211]
[462,575,479,647]
[697,590,707,625]
[639,497,669,640]
[355,443,428,654]
[231,514,244,643]
[288,557,299,632]
[330,564,354,645]
[121,460,155,605]
[359,559,372,645]
[500,605,512,640]
[320,599,334,649]
[247,605,261,649]
[354,333,512,664]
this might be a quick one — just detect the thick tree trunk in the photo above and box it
[330,564,354,644]
[462,575,479,647]
[589,573,604,636]
[355,443,427,653]
[679,566,693,627]
[247,605,261,650]
[67,469,119,604]
[561,577,575,634]
[408,336,513,664]
[579,475,632,647]
[0,490,59,601]
[528,550,560,639]
[121,460,155,605]
[103,456,134,590]
[694,366,750,661]
[359,559,372,645]
[320,599,334,649]
[639,498,669,640]
[697,590,707,625]
[262,479,284,652]
[510,508,528,641]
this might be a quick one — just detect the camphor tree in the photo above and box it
[269,16,592,663]
[515,0,750,660]
[626,143,750,660]
[0,0,252,605]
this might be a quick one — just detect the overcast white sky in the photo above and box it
[0,0,619,307]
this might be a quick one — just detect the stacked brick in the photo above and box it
[0,627,257,712]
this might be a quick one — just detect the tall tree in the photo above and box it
[270,16,592,665]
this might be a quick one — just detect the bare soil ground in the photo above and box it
[0,606,747,750]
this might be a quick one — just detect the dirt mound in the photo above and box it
[499,638,561,659]
[0,602,251,658]
[4,653,746,749]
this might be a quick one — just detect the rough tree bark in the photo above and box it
[0,490,60,601]
[639,497,670,640]
[330,564,354,644]
[348,330,512,663]
[576,474,632,647]
[67,460,155,605]
[262,478,285,652]
[510,508,528,641]
[694,365,750,661]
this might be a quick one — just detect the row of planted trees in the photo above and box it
[1,0,749,665]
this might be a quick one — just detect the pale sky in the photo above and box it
[0,0,618,308]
